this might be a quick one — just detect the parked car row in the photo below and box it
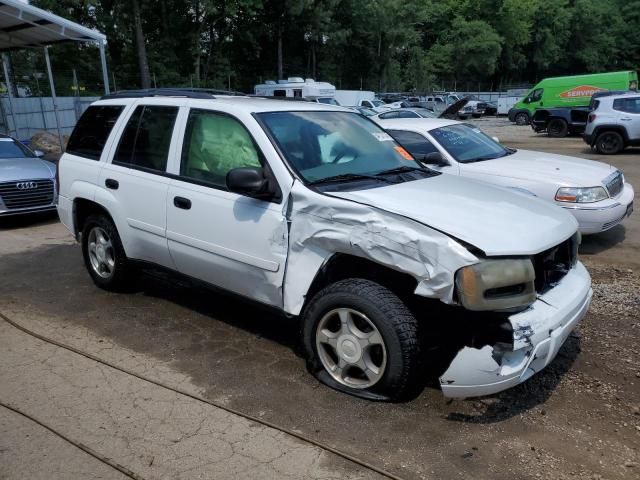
[5,90,632,403]
[507,70,640,155]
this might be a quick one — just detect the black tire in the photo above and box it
[472,113,482,118]
[547,118,568,138]
[81,214,136,291]
[302,278,420,401]
[595,131,624,155]
[515,112,529,126]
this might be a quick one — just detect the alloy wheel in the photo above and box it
[87,226,116,279]
[315,307,387,389]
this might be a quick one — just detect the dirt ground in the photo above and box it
[1,119,638,480]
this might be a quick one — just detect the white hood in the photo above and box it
[329,174,578,256]
[465,150,616,187]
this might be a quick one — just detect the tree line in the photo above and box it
[21,0,640,95]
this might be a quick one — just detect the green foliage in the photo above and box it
[24,0,640,93]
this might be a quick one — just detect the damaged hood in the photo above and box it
[329,174,577,256]
[463,150,617,186]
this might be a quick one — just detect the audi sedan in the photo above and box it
[378,118,634,235]
[0,134,57,217]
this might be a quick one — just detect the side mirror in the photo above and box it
[420,152,448,166]
[34,149,44,158]
[226,166,274,199]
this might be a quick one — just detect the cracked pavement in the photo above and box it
[0,317,381,480]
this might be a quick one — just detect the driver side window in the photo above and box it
[180,109,261,188]
[525,88,543,104]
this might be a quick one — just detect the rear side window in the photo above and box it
[388,130,439,157]
[66,105,124,160]
[613,97,640,114]
[113,105,178,172]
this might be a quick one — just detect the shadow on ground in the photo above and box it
[580,225,626,255]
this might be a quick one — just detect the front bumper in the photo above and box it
[440,261,592,398]
[0,204,57,216]
[561,182,634,234]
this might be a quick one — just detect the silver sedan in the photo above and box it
[0,135,57,216]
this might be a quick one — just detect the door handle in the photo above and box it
[173,196,192,210]
[105,178,119,190]
[621,117,632,121]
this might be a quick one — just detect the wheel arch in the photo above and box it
[72,198,129,259]
[591,125,629,145]
[299,253,420,314]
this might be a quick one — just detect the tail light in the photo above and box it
[588,114,596,123]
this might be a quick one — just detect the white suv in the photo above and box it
[584,93,640,154]
[57,90,592,400]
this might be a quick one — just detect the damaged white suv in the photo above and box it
[57,91,592,400]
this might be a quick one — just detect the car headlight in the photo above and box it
[555,187,608,203]
[455,259,536,311]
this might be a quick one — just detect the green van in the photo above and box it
[508,71,638,125]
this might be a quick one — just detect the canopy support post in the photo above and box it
[99,41,110,94]
[1,53,17,138]
[43,46,64,150]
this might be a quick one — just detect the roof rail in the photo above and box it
[101,88,246,100]
[249,95,313,102]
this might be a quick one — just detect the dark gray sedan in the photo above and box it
[0,134,57,216]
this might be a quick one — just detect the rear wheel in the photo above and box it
[302,279,420,401]
[595,131,624,155]
[515,112,529,126]
[547,118,568,138]
[81,214,136,291]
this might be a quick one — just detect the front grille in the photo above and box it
[605,171,623,198]
[532,235,578,294]
[0,179,55,210]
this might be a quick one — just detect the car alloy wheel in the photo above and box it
[315,307,387,389]
[515,113,529,125]
[87,226,116,279]
[598,132,622,154]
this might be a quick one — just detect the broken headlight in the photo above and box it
[455,259,536,311]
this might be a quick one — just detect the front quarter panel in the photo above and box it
[282,181,478,315]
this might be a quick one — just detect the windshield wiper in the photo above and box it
[308,173,396,186]
[374,166,424,176]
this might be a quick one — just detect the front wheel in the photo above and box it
[595,131,624,155]
[302,279,420,401]
[515,112,529,125]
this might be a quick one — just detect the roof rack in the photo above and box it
[101,88,246,100]
[249,95,313,102]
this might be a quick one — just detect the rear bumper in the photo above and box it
[440,261,592,398]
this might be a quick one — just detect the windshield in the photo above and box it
[0,138,35,159]
[258,111,424,183]
[413,108,437,118]
[429,124,510,163]
[317,97,339,105]
[372,100,385,107]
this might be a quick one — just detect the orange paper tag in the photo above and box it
[394,146,413,161]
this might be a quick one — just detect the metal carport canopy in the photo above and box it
[0,0,105,50]
[0,0,109,144]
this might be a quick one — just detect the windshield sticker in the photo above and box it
[372,132,393,142]
[394,146,413,161]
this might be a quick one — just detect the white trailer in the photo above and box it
[254,78,337,104]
